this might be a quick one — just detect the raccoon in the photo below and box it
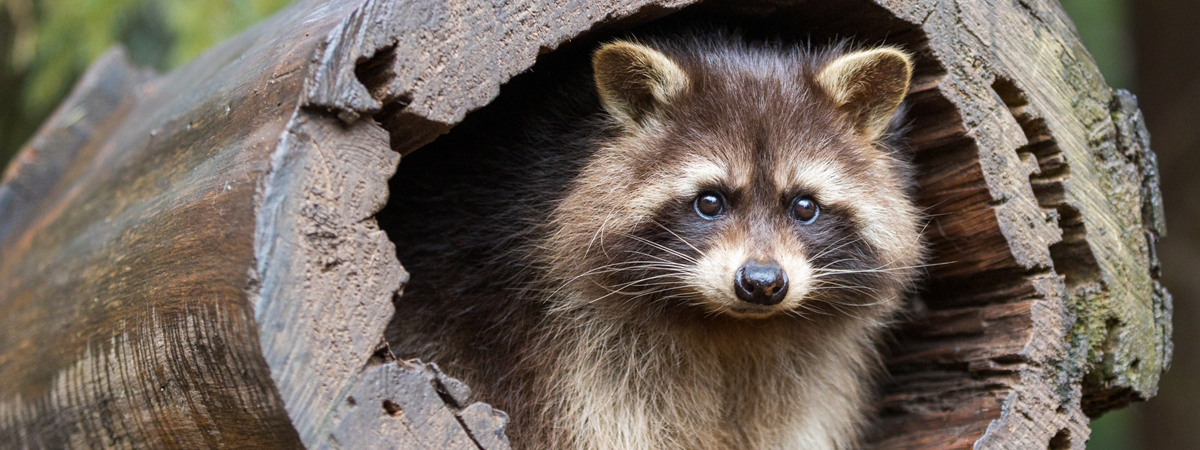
[383,31,923,450]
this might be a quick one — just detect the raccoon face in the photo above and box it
[547,39,921,320]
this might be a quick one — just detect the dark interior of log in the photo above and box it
[366,0,1086,446]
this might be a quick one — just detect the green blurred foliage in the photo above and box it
[0,0,291,175]
[1089,407,1141,450]
[161,0,292,68]
[1061,0,1134,90]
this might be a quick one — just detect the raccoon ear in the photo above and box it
[816,47,913,140]
[593,41,689,128]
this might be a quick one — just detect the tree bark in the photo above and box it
[0,0,1168,449]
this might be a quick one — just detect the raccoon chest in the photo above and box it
[547,329,848,450]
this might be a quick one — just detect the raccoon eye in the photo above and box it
[694,192,725,218]
[790,196,819,224]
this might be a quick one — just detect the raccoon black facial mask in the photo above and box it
[386,31,923,450]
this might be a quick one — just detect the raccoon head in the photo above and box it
[547,38,922,321]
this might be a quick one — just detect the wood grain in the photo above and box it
[0,0,1168,448]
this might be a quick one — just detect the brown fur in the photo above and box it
[381,32,923,450]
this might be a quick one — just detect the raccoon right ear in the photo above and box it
[593,41,689,128]
[816,47,914,141]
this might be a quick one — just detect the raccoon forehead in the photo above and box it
[626,151,863,208]
[669,156,763,191]
[624,158,743,213]
[771,154,861,205]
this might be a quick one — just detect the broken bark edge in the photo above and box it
[323,360,511,450]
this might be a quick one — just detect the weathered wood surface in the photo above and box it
[0,0,1168,449]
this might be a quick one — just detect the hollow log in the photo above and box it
[0,0,1169,448]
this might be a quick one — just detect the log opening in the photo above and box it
[368,1,1126,447]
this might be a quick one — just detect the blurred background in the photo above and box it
[0,0,1192,447]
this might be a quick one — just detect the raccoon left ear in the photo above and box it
[593,41,689,128]
[816,47,913,140]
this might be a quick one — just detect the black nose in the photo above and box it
[734,259,789,306]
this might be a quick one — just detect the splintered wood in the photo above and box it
[0,0,1167,448]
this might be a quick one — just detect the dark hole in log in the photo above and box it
[369,0,1069,446]
[356,43,399,101]
[1083,386,1145,418]
[1048,428,1071,450]
[382,400,401,416]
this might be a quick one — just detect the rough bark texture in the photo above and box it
[0,0,1168,449]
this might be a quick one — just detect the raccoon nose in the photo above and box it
[734,259,789,306]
